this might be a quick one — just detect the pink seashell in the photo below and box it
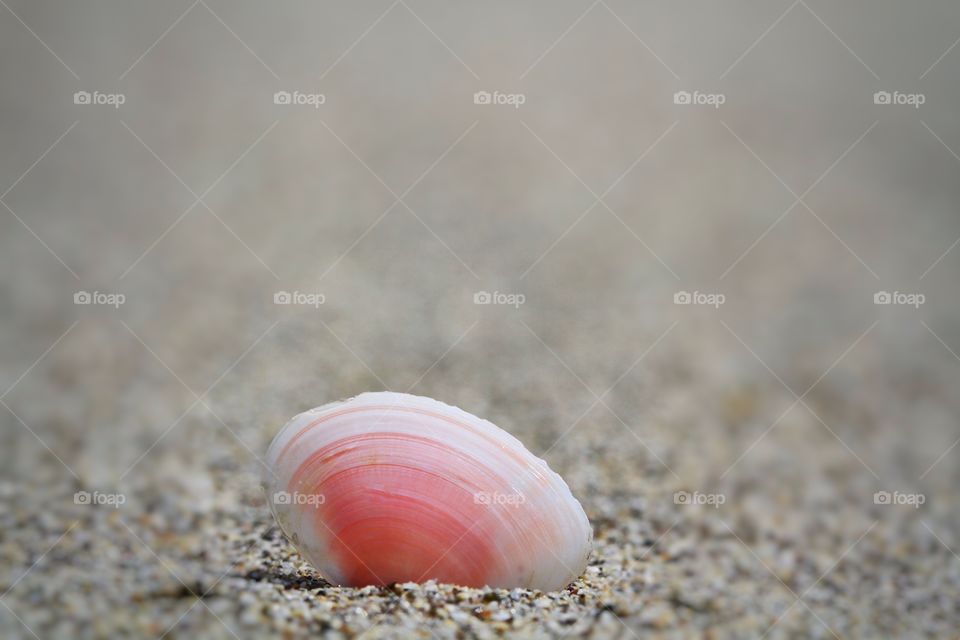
[264,392,592,590]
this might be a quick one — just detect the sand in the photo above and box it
[2,1,960,638]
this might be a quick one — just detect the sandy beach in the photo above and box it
[2,1,960,637]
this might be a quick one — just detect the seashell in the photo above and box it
[264,392,592,591]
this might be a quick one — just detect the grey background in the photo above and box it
[1,1,959,638]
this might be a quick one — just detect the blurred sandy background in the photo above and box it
[1,1,959,638]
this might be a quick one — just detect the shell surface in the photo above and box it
[264,392,592,590]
